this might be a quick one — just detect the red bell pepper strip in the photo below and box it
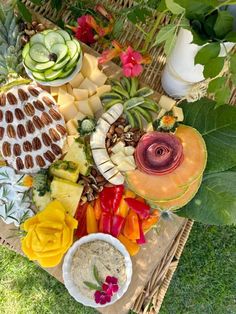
[124,198,150,219]
[99,212,112,234]
[100,185,124,213]
[111,215,125,237]
[136,218,146,244]
[74,203,88,238]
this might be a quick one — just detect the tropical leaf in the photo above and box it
[177,170,236,225]
[213,11,234,39]
[195,42,220,65]
[203,57,225,79]
[180,98,236,174]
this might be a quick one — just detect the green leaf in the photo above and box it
[207,77,227,93]
[225,31,236,43]
[203,57,225,79]
[177,171,236,225]
[164,31,177,55]
[231,73,236,86]
[214,86,231,108]
[17,0,32,22]
[50,0,62,11]
[230,54,236,74]
[195,43,220,66]
[213,11,234,39]
[29,0,42,4]
[83,281,101,291]
[153,24,176,46]
[93,265,102,285]
[165,0,185,15]
[112,17,124,38]
[180,98,236,173]
[127,6,151,24]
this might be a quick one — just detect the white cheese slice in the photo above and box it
[59,103,78,122]
[98,161,115,174]
[159,95,176,111]
[124,146,135,156]
[69,73,84,88]
[79,78,97,96]
[92,148,110,165]
[66,119,78,135]
[74,99,94,117]
[73,88,89,101]
[88,69,107,87]
[107,103,123,120]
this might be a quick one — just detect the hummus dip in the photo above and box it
[71,240,127,300]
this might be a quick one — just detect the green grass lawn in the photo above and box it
[0,223,235,314]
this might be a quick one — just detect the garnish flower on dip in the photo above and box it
[21,200,78,267]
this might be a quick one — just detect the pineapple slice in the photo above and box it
[59,103,78,122]
[73,88,89,101]
[69,73,84,88]
[51,178,83,216]
[74,100,94,117]
[81,53,98,77]
[88,95,103,113]
[49,160,80,183]
[79,78,97,96]
[88,69,107,87]
[96,85,111,97]
[66,119,78,135]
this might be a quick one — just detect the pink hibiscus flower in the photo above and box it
[102,276,119,296]
[120,46,144,77]
[94,290,111,305]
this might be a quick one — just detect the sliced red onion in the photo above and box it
[135,131,183,175]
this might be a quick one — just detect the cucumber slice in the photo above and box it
[32,71,45,81]
[65,51,79,71]
[35,61,55,72]
[57,29,71,41]
[22,43,30,59]
[44,68,63,81]
[45,31,65,50]
[30,33,45,46]
[74,39,81,54]
[52,55,70,70]
[51,43,68,63]
[29,44,50,63]
[58,67,74,78]
[24,53,36,72]
[66,40,78,59]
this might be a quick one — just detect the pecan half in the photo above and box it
[16,157,24,170]
[26,120,35,134]
[2,142,11,157]
[32,137,42,150]
[51,143,62,156]
[42,133,52,146]
[7,92,17,105]
[23,141,32,152]
[42,96,54,107]
[18,89,29,101]
[36,155,46,167]
[24,103,35,116]
[33,116,44,130]
[0,110,2,122]
[33,100,45,111]
[28,86,39,97]
[17,124,27,138]
[49,108,62,121]
[15,108,25,120]
[41,112,53,125]
[44,150,56,162]
[49,128,60,142]
[56,124,67,136]
[0,93,6,107]
[7,125,16,138]
[25,155,34,169]
[5,110,13,123]
[0,127,5,140]
[13,144,21,156]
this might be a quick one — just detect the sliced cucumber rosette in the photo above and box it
[22,28,82,82]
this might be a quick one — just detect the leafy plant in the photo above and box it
[177,98,236,225]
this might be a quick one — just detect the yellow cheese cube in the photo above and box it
[79,78,97,96]
[74,112,86,121]
[73,88,89,101]
[58,92,75,107]
[66,119,78,135]
[66,84,74,96]
[159,95,176,111]
[69,73,84,88]
[88,95,103,113]
[67,135,77,147]
[96,85,111,97]
[59,103,78,122]
[172,106,184,122]
[88,69,107,87]
[81,53,98,78]
[75,100,94,117]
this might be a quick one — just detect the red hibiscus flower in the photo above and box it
[75,15,96,45]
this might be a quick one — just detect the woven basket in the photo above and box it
[1,0,235,313]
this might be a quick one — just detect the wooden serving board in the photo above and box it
[0,13,186,313]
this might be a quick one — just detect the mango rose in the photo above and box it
[21,200,78,267]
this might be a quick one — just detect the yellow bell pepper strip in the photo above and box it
[99,212,112,234]
[124,198,150,220]
[111,215,125,237]
[123,210,140,240]
[94,198,102,220]
[117,196,129,218]
[75,203,88,238]
[142,210,160,233]
[21,200,78,268]
[86,204,98,234]
[118,234,140,256]
[136,218,146,244]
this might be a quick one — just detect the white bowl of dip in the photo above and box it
[62,233,133,308]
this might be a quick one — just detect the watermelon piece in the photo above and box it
[151,176,202,210]
[125,125,207,202]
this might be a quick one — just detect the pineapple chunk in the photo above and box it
[50,86,59,97]
[75,100,94,117]
[50,160,80,183]
[67,135,77,147]
[81,53,98,77]
[59,103,78,122]
[73,88,89,101]
[74,112,86,121]
[58,92,75,107]
[96,85,111,97]
[69,73,84,88]
[66,119,78,135]
[66,84,74,96]
[88,95,102,113]
[79,78,97,96]
[51,178,83,216]
[88,69,107,87]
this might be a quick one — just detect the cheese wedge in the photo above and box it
[50,86,59,97]
[73,88,89,101]
[96,85,111,97]
[69,73,84,88]
[74,112,86,121]
[66,84,74,96]
[66,119,78,135]
[81,53,98,77]
[75,100,94,117]
[58,92,75,107]
[79,78,97,96]
[88,95,103,113]
[59,103,78,122]
[88,69,107,87]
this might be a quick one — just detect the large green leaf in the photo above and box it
[165,0,185,15]
[180,98,236,173]
[177,171,236,225]
[203,57,225,79]
[213,11,234,39]
[195,43,220,65]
